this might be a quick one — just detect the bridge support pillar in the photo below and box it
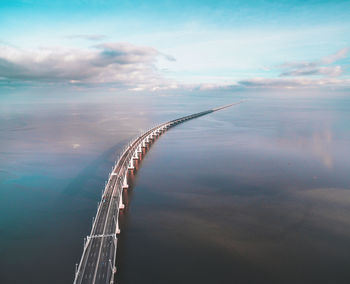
[133,150,139,160]
[128,159,134,170]
[122,174,128,189]
[119,195,125,210]
[116,220,120,234]
[114,216,121,234]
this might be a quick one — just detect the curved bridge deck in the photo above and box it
[73,103,240,284]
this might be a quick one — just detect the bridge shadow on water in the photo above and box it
[59,140,129,200]
[41,140,130,284]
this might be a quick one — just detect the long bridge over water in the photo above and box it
[73,103,240,284]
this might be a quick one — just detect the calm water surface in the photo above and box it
[1,91,350,284]
[117,94,350,284]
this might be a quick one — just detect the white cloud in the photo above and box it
[1,43,349,91]
[280,66,343,77]
[238,77,350,89]
[65,34,107,41]
[0,42,175,90]
[321,47,349,64]
[278,47,349,78]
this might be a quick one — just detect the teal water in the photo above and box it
[1,90,350,283]
[0,93,151,283]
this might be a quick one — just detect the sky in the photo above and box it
[0,0,349,91]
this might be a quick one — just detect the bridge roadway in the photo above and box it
[73,103,240,284]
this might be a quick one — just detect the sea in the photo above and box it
[0,89,350,284]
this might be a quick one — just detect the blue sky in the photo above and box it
[0,0,349,90]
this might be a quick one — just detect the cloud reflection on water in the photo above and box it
[277,128,334,169]
[119,95,350,284]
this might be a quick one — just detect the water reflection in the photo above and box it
[117,95,350,284]
[277,128,334,169]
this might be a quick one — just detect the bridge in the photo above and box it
[73,103,240,284]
